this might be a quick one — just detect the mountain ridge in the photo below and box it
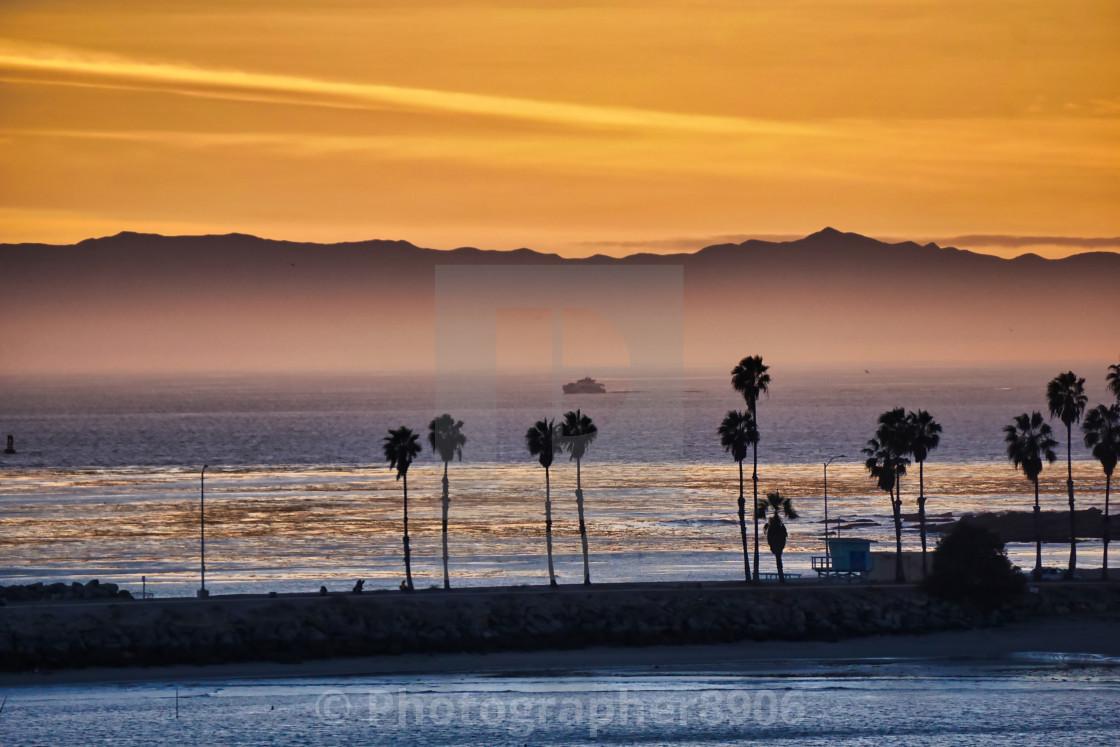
[3,227,1116,266]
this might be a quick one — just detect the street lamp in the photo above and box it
[823,455,845,564]
[198,465,209,598]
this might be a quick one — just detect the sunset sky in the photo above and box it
[1,0,1118,258]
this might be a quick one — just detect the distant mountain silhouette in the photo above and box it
[1,229,1116,372]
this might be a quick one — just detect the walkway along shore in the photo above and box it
[2,580,1117,675]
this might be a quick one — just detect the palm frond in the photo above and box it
[383,425,421,480]
[718,409,757,464]
[1046,371,1088,427]
[428,413,467,463]
[558,409,598,462]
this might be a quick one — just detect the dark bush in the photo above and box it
[922,519,1025,609]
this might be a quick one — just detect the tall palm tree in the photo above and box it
[428,413,466,590]
[559,408,597,585]
[1004,411,1058,580]
[1083,403,1120,580]
[908,409,942,578]
[731,355,770,582]
[1107,363,1120,404]
[756,490,798,583]
[383,426,422,591]
[1047,371,1088,577]
[863,419,911,583]
[526,417,559,587]
[719,410,759,582]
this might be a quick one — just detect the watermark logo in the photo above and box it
[313,686,806,738]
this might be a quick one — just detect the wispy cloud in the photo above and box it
[937,235,1120,250]
[0,40,820,137]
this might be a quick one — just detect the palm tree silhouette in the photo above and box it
[1083,403,1120,580]
[1047,371,1088,577]
[383,426,422,591]
[756,490,798,583]
[908,409,942,578]
[863,407,912,582]
[718,410,759,582]
[526,417,559,587]
[559,408,597,585]
[428,413,466,590]
[1108,363,1120,404]
[731,355,770,582]
[1004,411,1058,580]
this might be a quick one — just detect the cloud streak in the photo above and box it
[0,41,819,137]
[938,235,1120,250]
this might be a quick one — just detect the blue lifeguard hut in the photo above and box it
[813,538,874,579]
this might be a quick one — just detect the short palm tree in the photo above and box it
[1108,363,1120,404]
[731,355,770,582]
[559,409,597,585]
[1083,403,1120,580]
[719,410,759,582]
[1047,371,1088,577]
[756,490,798,583]
[383,426,422,591]
[526,417,559,587]
[1004,411,1058,580]
[428,413,466,590]
[863,421,911,583]
[908,409,942,578]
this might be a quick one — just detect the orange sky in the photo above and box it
[1,0,1118,258]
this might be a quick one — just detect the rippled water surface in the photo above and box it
[1,366,1114,594]
[4,656,1120,745]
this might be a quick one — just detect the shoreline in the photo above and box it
[3,580,1119,688]
[2,612,1117,687]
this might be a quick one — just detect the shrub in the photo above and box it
[922,519,1025,609]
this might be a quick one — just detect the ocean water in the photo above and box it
[3,655,1119,745]
[0,365,1115,595]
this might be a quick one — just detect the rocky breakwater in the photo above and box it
[1,582,1118,672]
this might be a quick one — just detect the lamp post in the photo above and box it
[824,455,845,564]
[198,465,209,598]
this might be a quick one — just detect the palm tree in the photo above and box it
[1004,411,1058,580]
[756,490,798,583]
[719,410,759,582]
[559,409,597,585]
[1083,403,1120,580]
[908,409,942,578]
[526,417,559,587]
[731,355,771,582]
[428,413,466,590]
[1047,371,1088,577]
[863,417,911,583]
[1108,363,1120,404]
[383,426,422,591]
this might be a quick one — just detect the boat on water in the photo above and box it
[563,376,606,394]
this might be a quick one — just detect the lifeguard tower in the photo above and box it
[812,538,874,580]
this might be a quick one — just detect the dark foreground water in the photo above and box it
[2,655,1119,745]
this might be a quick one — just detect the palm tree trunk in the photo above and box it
[737,460,750,582]
[775,550,785,584]
[545,466,556,587]
[1066,424,1077,578]
[1103,473,1111,581]
[441,462,450,590]
[893,472,904,583]
[1033,477,1043,580]
[403,473,414,591]
[576,458,590,585]
[752,443,760,583]
[918,460,927,579]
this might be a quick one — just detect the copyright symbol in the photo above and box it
[315,689,352,720]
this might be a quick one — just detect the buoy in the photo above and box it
[3,435,13,454]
